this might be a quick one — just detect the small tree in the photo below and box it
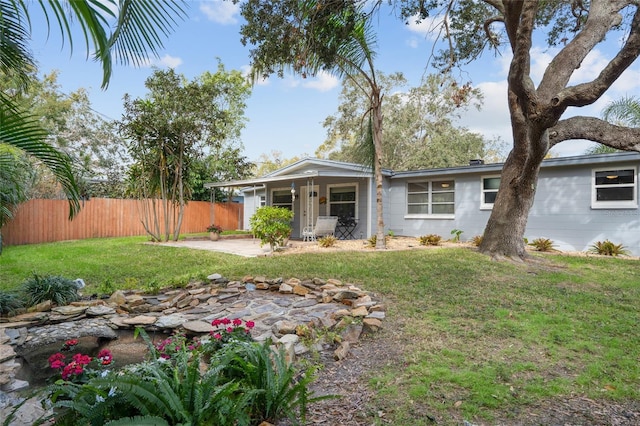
[249,206,294,252]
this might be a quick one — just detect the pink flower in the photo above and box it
[61,362,84,380]
[232,318,242,326]
[226,327,233,333]
[213,333,222,340]
[212,318,222,327]
[221,318,231,325]
[245,321,255,329]
[65,339,79,347]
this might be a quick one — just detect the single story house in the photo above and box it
[206,152,640,256]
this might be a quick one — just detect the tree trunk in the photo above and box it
[479,115,548,260]
[372,88,386,249]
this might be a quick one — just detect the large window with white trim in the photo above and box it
[271,188,293,210]
[406,180,455,216]
[592,167,637,209]
[328,184,358,218]
[481,176,500,209]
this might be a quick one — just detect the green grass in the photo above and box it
[1,238,639,424]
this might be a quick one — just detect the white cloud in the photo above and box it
[457,80,512,144]
[406,15,444,42]
[301,71,339,92]
[200,0,239,24]
[156,54,183,69]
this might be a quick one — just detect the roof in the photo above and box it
[205,152,640,188]
[390,152,640,179]
[205,157,382,189]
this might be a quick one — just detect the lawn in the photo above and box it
[1,237,639,424]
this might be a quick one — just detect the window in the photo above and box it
[328,184,357,218]
[406,180,455,217]
[271,188,293,210]
[481,176,500,209]
[592,167,637,209]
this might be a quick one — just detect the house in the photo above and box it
[206,152,640,255]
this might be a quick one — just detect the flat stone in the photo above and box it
[0,344,16,363]
[51,305,87,316]
[86,305,116,316]
[155,314,187,329]
[363,317,382,332]
[182,320,214,333]
[122,315,157,325]
[279,283,293,294]
[366,311,386,320]
[350,306,369,317]
[207,273,222,280]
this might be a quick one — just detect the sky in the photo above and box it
[29,0,640,164]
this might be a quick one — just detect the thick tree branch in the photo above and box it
[538,0,629,100]
[553,6,640,108]
[549,116,640,150]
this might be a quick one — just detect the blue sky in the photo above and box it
[30,0,640,163]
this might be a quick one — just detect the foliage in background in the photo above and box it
[249,206,293,251]
[118,65,251,242]
[317,72,502,169]
[588,240,629,256]
[0,146,34,253]
[20,273,79,306]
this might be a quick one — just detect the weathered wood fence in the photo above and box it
[1,198,243,246]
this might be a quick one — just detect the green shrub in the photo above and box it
[249,206,294,251]
[0,292,23,316]
[418,234,442,246]
[318,235,337,247]
[471,235,483,247]
[529,237,557,252]
[21,273,79,307]
[589,240,629,256]
[450,228,463,242]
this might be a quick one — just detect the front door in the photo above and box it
[300,185,320,236]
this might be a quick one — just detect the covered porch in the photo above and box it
[205,158,379,240]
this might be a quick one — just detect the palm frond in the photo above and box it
[602,95,640,127]
[0,98,81,217]
[0,0,34,89]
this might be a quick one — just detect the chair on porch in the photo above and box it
[302,216,339,241]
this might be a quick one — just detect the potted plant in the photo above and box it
[206,224,223,241]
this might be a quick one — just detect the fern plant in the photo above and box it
[418,234,442,246]
[589,240,629,256]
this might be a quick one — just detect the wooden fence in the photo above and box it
[1,198,243,246]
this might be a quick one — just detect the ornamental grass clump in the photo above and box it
[0,291,23,316]
[21,273,79,307]
[318,235,337,247]
[529,237,557,252]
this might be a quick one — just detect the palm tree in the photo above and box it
[602,96,640,127]
[0,0,187,219]
[585,96,640,155]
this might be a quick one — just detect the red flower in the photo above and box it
[232,318,242,326]
[221,318,231,325]
[245,321,255,329]
[65,339,79,347]
[72,353,92,365]
[98,349,113,366]
[226,327,233,333]
[211,318,222,327]
[61,362,84,380]
[213,333,222,340]
[48,352,66,368]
